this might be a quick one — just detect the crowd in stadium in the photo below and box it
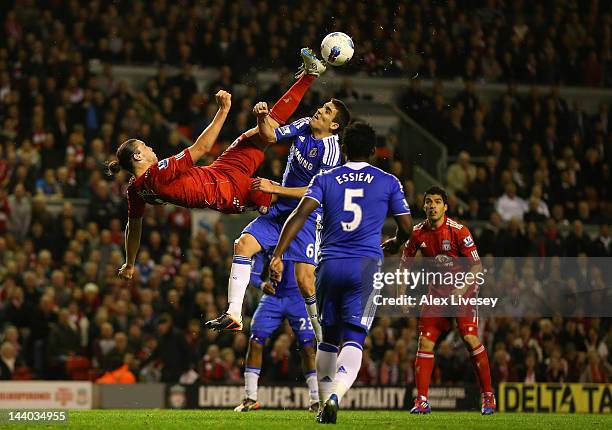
[0,0,611,386]
[2,0,611,85]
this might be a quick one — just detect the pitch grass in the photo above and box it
[8,409,612,429]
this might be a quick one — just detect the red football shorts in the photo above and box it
[418,304,479,342]
[208,133,272,213]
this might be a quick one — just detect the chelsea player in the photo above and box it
[207,97,352,342]
[269,122,413,424]
[235,251,318,412]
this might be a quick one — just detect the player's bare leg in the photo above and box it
[206,49,326,332]
[205,233,262,331]
[300,344,319,411]
[463,333,495,415]
[411,335,435,414]
[235,336,264,411]
[295,262,323,343]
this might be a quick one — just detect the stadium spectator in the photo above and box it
[446,151,476,199]
[496,183,528,222]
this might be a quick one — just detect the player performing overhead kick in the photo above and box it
[234,251,319,413]
[268,122,413,424]
[108,49,326,281]
[205,90,351,341]
[401,186,495,415]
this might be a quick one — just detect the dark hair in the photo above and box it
[105,138,140,176]
[331,98,351,133]
[342,121,376,160]
[424,186,448,205]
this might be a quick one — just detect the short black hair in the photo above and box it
[424,186,448,205]
[331,98,351,132]
[342,121,376,160]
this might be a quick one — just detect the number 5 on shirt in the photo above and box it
[341,188,364,231]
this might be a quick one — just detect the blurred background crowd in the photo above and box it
[0,0,610,386]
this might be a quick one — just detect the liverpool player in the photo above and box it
[108,49,326,281]
[401,186,495,415]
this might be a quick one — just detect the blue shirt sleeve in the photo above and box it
[249,252,268,288]
[319,138,342,171]
[388,175,411,216]
[303,172,325,206]
[274,117,311,142]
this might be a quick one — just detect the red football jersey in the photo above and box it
[401,216,480,295]
[127,149,220,218]
[402,215,480,262]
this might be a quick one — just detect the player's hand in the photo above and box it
[382,237,402,255]
[269,256,284,284]
[251,177,279,194]
[215,90,232,112]
[261,282,276,295]
[253,102,269,118]
[118,263,135,280]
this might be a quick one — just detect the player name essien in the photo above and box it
[373,294,499,308]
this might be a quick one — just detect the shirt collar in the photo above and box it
[345,161,370,170]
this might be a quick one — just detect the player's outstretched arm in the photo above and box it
[253,102,277,145]
[188,90,231,163]
[270,197,319,283]
[118,217,143,280]
[382,213,413,255]
[251,177,307,199]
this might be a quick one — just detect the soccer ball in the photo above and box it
[320,32,354,66]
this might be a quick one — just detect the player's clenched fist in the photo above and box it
[215,90,231,111]
[269,256,284,284]
[118,263,135,280]
[253,102,269,118]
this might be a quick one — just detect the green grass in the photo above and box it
[5,410,612,429]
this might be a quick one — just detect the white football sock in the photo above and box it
[316,343,338,403]
[244,367,260,401]
[305,370,319,404]
[304,295,323,343]
[333,342,363,404]
[227,255,252,319]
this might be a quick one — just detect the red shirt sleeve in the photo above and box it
[127,185,146,218]
[456,225,480,264]
[154,149,194,184]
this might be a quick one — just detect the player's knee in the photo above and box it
[300,343,316,359]
[234,234,259,257]
[462,334,480,349]
[418,335,435,352]
[249,334,266,348]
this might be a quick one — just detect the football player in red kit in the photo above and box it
[401,186,495,415]
[109,49,327,281]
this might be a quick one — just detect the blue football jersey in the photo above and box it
[274,117,342,214]
[304,161,410,260]
[250,251,300,298]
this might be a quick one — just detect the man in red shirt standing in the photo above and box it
[401,186,495,415]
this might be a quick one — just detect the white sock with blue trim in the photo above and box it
[316,343,338,403]
[244,367,260,401]
[305,370,319,404]
[333,342,363,404]
[304,294,322,342]
[227,255,252,319]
